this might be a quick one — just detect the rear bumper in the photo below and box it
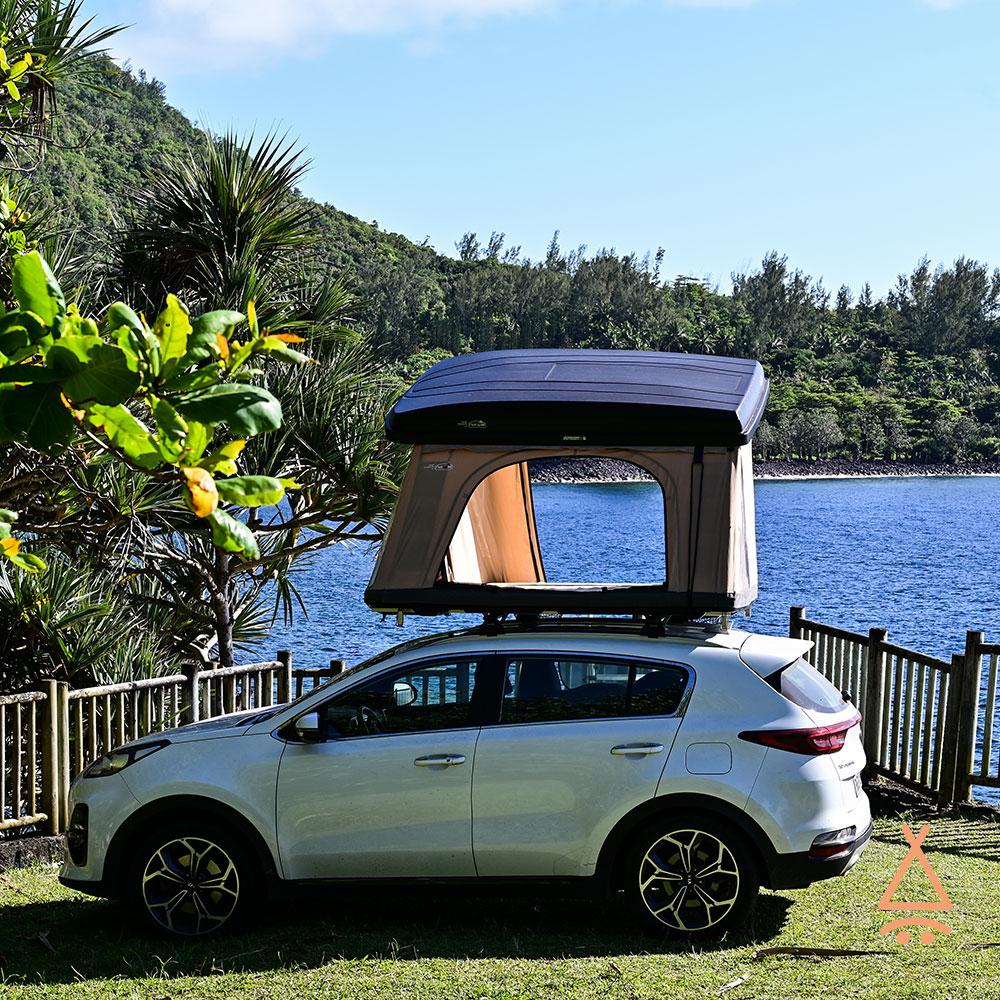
[764,819,873,890]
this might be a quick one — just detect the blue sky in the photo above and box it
[89,0,999,296]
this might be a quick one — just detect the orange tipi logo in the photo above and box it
[878,823,952,945]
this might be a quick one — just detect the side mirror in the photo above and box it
[293,710,324,743]
[394,681,418,707]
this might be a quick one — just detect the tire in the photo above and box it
[125,820,258,938]
[624,813,760,938]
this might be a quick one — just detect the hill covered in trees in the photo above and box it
[33,61,1000,464]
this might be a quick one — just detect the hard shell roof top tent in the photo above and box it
[365,349,769,621]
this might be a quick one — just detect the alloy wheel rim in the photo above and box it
[141,836,240,936]
[638,829,740,931]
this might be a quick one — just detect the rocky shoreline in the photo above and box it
[528,456,1000,483]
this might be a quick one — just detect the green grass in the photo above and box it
[2,813,999,999]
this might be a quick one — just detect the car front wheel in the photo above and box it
[626,815,759,938]
[127,822,256,937]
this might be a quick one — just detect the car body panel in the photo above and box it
[59,624,872,905]
[276,729,481,879]
[472,715,682,876]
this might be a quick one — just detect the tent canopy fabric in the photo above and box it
[366,350,765,618]
[386,350,769,447]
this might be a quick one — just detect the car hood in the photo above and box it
[130,708,276,746]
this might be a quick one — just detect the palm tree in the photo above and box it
[108,131,318,321]
[0,0,121,163]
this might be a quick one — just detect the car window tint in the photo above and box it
[769,657,847,714]
[502,657,629,723]
[630,663,689,716]
[501,658,689,724]
[324,660,479,737]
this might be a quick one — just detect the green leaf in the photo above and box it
[0,508,17,522]
[87,404,161,469]
[181,420,209,462]
[102,302,145,339]
[7,549,46,573]
[153,294,192,364]
[175,384,282,436]
[255,337,312,365]
[208,508,260,559]
[152,398,189,462]
[187,310,244,362]
[11,252,65,330]
[0,362,61,384]
[6,80,19,101]
[215,475,286,507]
[0,311,44,358]
[162,368,221,394]
[55,342,141,405]
[0,383,74,449]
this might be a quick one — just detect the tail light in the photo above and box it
[809,826,857,859]
[738,711,861,755]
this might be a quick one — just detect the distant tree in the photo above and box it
[753,419,779,460]
[786,409,845,459]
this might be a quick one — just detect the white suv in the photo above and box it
[59,621,872,938]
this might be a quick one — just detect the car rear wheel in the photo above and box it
[126,822,257,938]
[625,815,759,938]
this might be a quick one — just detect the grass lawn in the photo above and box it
[1,810,999,999]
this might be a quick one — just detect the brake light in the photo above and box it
[738,711,861,755]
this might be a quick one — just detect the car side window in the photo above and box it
[501,657,688,724]
[323,659,480,737]
[630,662,689,716]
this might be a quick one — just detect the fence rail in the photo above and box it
[0,651,348,835]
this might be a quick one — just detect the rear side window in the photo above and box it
[768,657,847,714]
[501,657,688,724]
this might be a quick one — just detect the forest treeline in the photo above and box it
[34,62,1000,463]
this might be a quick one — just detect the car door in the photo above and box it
[276,655,491,879]
[471,654,691,877]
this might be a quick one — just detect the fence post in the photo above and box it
[181,661,200,725]
[40,679,63,835]
[939,652,969,807]
[330,658,345,677]
[862,627,887,767]
[277,650,293,704]
[789,606,805,640]
[57,682,70,828]
[953,630,985,803]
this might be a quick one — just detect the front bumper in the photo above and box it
[764,819,874,890]
[58,771,141,896]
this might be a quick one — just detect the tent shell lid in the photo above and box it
[387,349,770,447]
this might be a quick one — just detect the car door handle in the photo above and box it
[414,754,466,767]
[610,743,665,756]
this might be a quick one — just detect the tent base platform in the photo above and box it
[364,582,742,617]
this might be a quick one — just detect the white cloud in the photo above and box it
[120,0,975,77]
[143,0,554,48]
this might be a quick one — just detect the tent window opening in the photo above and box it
[443,458,666,588]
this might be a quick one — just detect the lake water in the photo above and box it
[255,476,1000,801]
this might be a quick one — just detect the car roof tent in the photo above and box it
[365,349,769,620]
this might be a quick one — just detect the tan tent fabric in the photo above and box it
[443,462,544,585]
[367,443,758,612]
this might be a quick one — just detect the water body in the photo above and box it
[256,477,1000,801]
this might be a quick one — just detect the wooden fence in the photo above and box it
[790,607,999,804]
[1,652,345,836]
[5,613,1000,838]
